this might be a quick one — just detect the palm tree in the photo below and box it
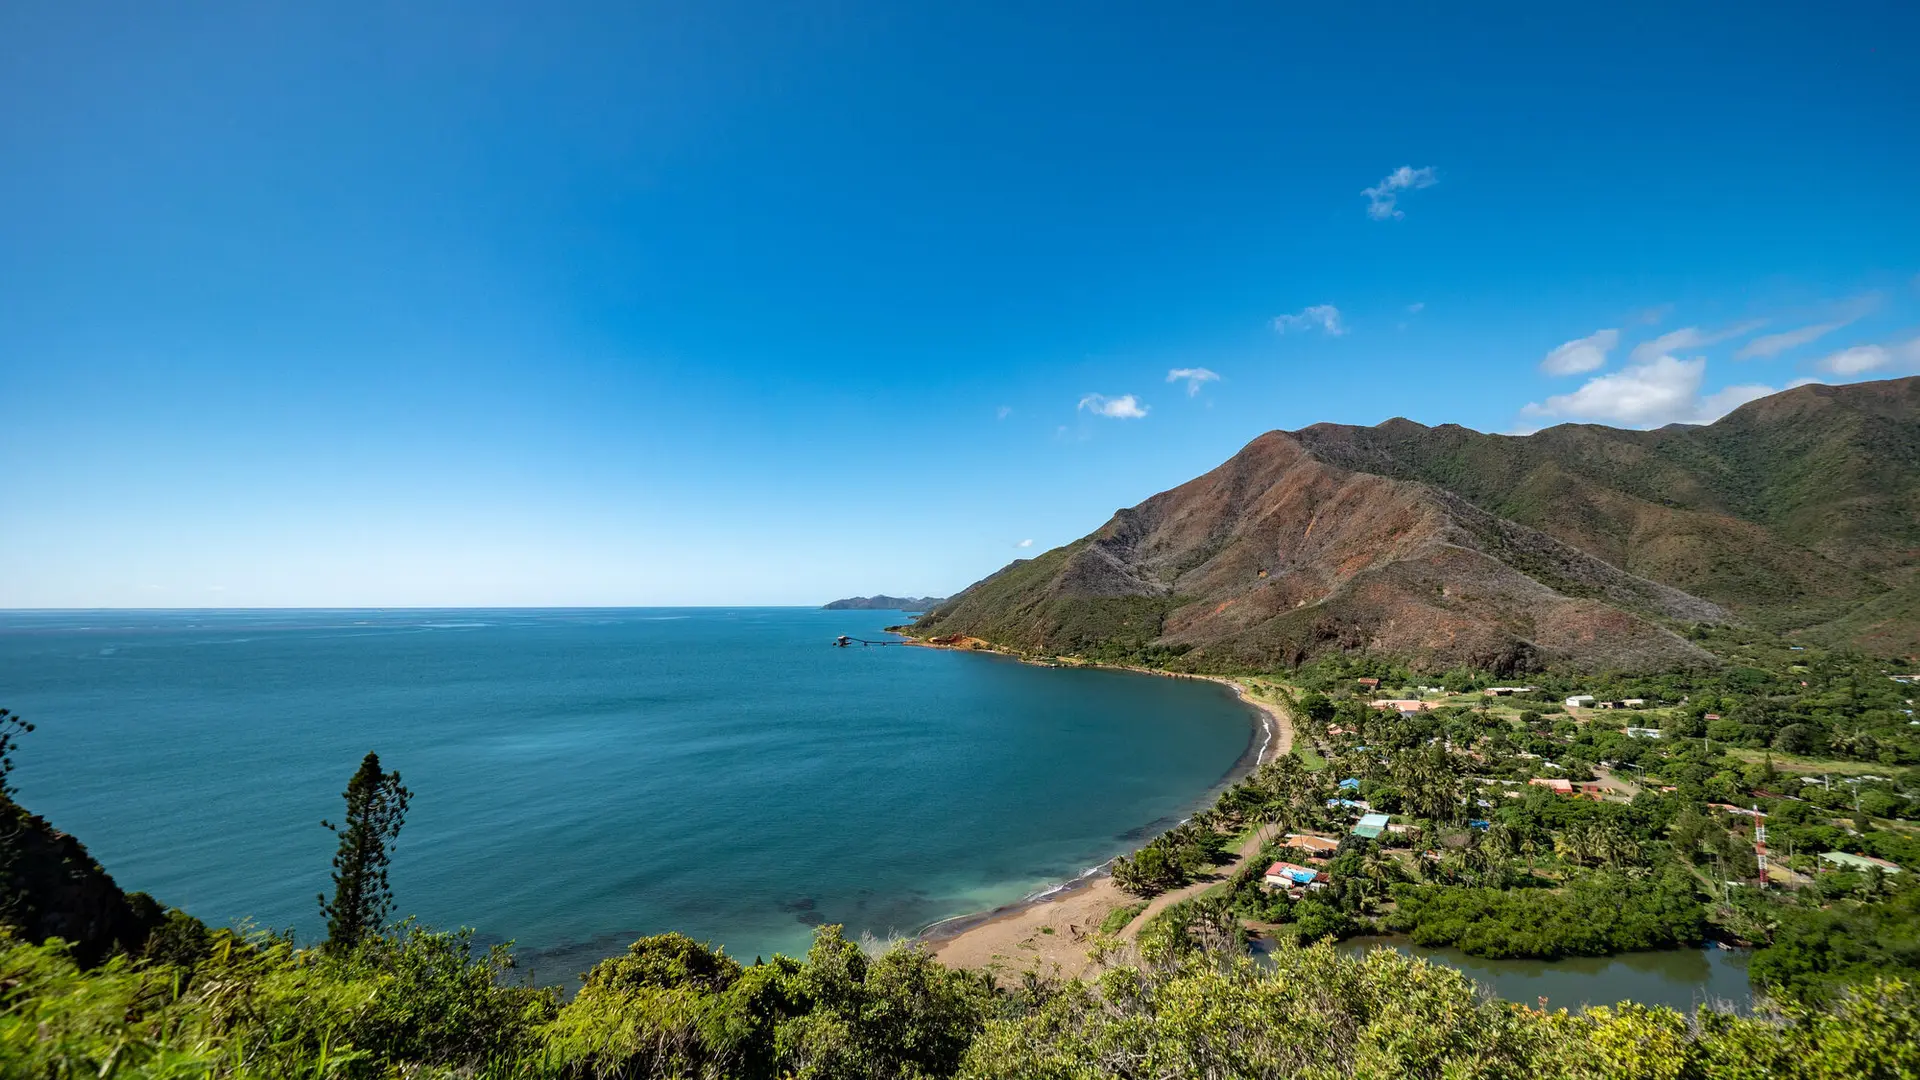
[1483,822,1518,865]
[1256,797,1290,850]
[1598,825,1639,869]
[1272,753,1307,789]
[1460,835,1493,883]
[1185,894,1242,958]
[1860,866,1890,900]
[1359,846,1400,899]
[1553,826,1596,869]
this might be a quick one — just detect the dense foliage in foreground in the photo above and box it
[9,925,1920,1080]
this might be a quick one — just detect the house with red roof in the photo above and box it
[1264,861,1324,889]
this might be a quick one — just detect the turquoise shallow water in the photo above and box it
[0,608,1256,978]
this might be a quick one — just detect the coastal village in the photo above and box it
[931,638,1918,987]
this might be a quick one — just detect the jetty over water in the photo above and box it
[834,634,907,647]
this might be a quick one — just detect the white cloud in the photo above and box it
[1522,355,1707,427]
[1539,328,1619,376]
[1406,302,1425,314]
[1166,367,1221,396]
[1820,346,1888,375]
[1628,320,1766,364]
[1362,165,1437,220]
[1016,539,1034,548]
[1273,304,1346,336]
[995,405,1012,419]
[1816,337,1920,375]
[1522,351,1835,429]
[1077,393,1148,419]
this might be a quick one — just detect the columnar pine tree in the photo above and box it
[319,751,411,950]
[0,708,35,801]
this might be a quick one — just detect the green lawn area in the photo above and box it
[1724,746,1914,779]
[1293,742,1327,772]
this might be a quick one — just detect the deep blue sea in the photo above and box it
[0,608,1256,978]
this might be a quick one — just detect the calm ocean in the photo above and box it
[0,608,1256,978]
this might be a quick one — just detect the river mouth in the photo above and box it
[1288,937,1756,1014]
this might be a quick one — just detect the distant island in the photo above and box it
[823,595,947,611]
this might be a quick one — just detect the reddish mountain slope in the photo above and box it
[916,377,1920,670]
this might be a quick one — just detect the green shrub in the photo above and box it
[1099,902,1149,935]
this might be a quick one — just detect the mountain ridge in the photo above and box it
[915,376,1920,671]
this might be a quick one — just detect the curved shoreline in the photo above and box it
[910,650,1295,968]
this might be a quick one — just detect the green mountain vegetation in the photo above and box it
[914,377,1920,671]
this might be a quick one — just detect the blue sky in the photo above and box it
[3,1,1917,607]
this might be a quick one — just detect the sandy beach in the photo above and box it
[924,678,1295,981]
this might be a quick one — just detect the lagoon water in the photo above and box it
[1332,940,1753,1014]
[0,608,1258,978]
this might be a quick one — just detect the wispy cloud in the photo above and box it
[1273,304,1346,336]
[1815,337,1920,376]
[1406,302,1425,314]
[1363,165,1437,220]
[1166,367,1221,396]
[995,405,1012,420]
[1735,294,1880,360]
[1077,393,1148,419]
[1627,320,1766,364]
[1016,539,1034,548]
[1539,328,1619,376]
[1737,322,1848,360]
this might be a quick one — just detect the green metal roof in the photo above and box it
[1820,851,1902,873]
